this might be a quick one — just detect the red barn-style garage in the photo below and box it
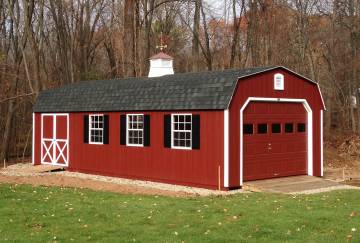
[32,66,325,190]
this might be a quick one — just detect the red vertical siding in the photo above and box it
[64,110,224,189]
[228,68,324,188]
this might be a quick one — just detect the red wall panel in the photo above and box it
[62,110,224,189]
[228,68,324,187]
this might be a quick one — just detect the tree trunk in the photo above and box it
[200,0,212,70]
[123,0,135,77]
[192,0,200,72]
[0,99,15,162]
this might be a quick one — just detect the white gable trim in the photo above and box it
[239,97,313,186]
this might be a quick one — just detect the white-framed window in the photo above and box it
[89,114,104,144]
[127,114,144,146]
[171,114,192,149]
[274,73,284,90]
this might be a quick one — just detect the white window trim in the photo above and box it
[89,114,104,145]
[126,114,144,147]
[171,113,192,150]
[274,73,284,90]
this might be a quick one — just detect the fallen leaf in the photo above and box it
[350,211,358,217]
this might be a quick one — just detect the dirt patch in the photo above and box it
[0,162,244,197]
[324,133,360,182]
[0,173,192,197]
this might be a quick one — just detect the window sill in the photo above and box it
[89,142,104,145]
[171,146,192,150]
[126,144,144,147]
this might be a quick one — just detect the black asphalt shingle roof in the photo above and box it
[33,66,277,112]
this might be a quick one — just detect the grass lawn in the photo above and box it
[0,184,359,242]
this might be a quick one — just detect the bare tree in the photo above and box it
[123,0,135,77]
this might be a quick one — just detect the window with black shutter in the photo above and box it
[88,114,106,144]
[170,114,199,149]
[126,114,145,146]
[103,115,109,144]
[120,114,126,145]
[192,115,200,149]
[164,114,171,148]
[84,115,89,143]
[144,115,150,146]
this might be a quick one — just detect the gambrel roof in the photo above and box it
[33,66,323,112]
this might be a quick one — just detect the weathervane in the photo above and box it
[156,32,167,51]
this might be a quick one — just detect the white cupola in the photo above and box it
[148,51,174,77]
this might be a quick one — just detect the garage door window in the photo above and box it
[271,123,281,133]
[257,124,268,134]
[285,123,294,133]
[243,124,253,135]
[297,123,306,132]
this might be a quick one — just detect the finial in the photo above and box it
[156,32,167,51]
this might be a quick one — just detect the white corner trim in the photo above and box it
[32,113,35,165]
[239,97,313,186]
[224,109,229,187]
[320,110,324,176]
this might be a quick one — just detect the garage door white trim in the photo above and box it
[320,110,324,176]
[240,97,313,186]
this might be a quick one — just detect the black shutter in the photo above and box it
[164,114,171,148]
[144,115,150,146]
[120,114,126,145]
[103,115,109,144]
[192,114,200,149]
[84,115,89,143]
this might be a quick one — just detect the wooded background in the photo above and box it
[0,0,359,162]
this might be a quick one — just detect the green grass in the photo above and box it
[0,184,359,242]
